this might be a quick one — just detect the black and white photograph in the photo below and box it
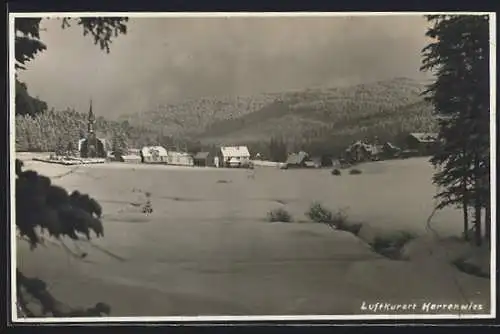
[9,12,496,322]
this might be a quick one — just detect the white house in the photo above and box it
[121,154,142,164]
[141,146,168,164]
[166,151,194,167]
[219,146,251,168]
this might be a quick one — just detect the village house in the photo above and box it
[285,151,309,168]
[406,133,439,156]
[120,148,142,163]
[193,151,213,167]
[141,146,168,164]
[218,146,251,168]
[166,151,194,167]
[305,156,323,168]
[381,142,401,159]
[344,141,374,163]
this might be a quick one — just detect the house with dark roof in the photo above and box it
[193,151,213,167]
[406,132,439,156]
[381,142,401,158]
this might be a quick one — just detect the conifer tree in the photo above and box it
[421,14,490,246]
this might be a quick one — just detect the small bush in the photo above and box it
[370,231,417,260]
[349,169,362,175]
[331,169,341,176]
[267,208,293,223]
[330,207,348,226]
[306,202,334,224]
[330,208,363,235]
[305,204,362,234]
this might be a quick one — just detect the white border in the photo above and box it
[9,11,497,323]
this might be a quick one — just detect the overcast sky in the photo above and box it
[17,15,431,119]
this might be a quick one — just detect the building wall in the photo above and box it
[143,155,168,163]
[193,159,206,167]
[167,152,194,166]
[122,156,142,164]
[194,155,213,167]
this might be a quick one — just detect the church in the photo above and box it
[78,100,107,158]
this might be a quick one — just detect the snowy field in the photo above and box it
[14,153,492,317]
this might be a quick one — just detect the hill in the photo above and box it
[120,77,437,156]
[15,77,437,158]
[118,93,280,138]
[198,77,434,142]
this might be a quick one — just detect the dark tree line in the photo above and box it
[268,137,288,162]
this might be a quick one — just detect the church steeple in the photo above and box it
[88,99,95,133]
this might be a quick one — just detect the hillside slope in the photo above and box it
[119,94,280,138]
[16,77,436,156]
[198,77,435,143]
[120,77,437,155]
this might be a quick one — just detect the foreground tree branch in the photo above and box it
[14,16,129,318]
[17,270,110,317]
[16,159,109,317]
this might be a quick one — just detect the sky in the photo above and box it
[17,14,432,119]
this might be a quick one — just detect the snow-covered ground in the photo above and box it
[14,155,492,317]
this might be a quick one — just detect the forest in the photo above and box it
[16,78,437,161]
[15,76,438,161]
[15,107,189,153]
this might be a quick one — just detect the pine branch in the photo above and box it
[17,270,110,317]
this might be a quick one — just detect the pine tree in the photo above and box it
[54,136,66,157]
[111,130,128,160]
[421,15,490,246]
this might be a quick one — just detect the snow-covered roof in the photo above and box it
[409,133,438,143]
[220,146,250,157]
[141,146,168,157]
[122,154,141,160]
[384,142,400,150]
